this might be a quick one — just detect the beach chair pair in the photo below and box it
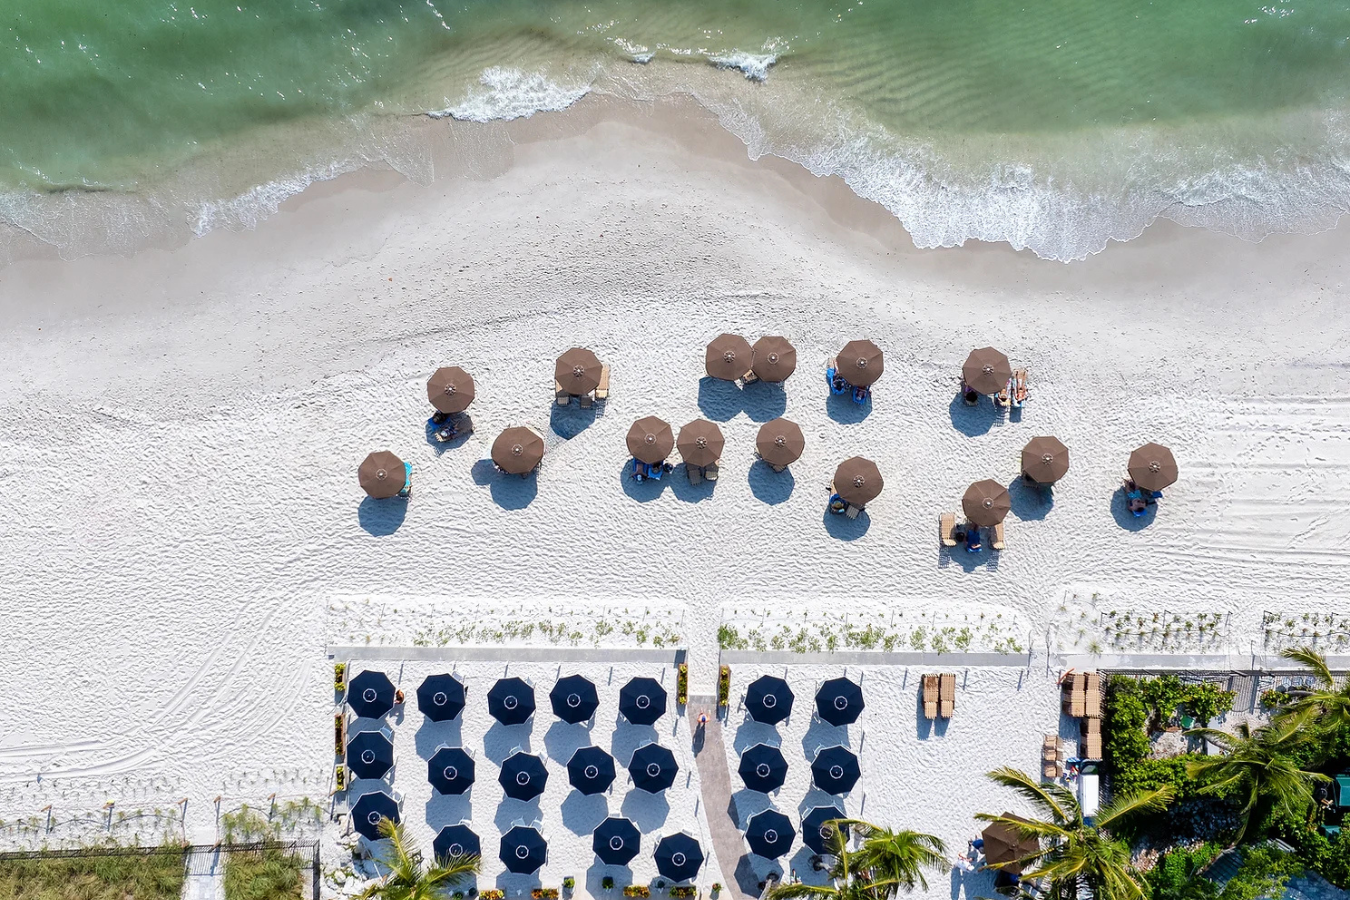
[922,674,956,719]
[632,459,667,482]
[431,412,473,443]
[1062,673,1087,718]
[687,462,721,485]
[555,364,611,408]
[994,369,1030,408]
[1042,734,1067,779]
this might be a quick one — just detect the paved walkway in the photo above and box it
[328,645,685,664]
[689,694,753,900]
[181,847,223,900]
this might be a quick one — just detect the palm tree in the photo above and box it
[357,818,480,900]
[1276,646,1350,736]
[1186,713,1329,843]
[765,820,947,900]
[978,767,1173,900]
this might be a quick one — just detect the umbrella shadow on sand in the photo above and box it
[358,497,407,536]
[741,381,788,422]
[471,459,539,510]
[697,376,744,422]
[619,461,671,503]
[1111,486,1157,530]
[1008,477,1054,521]
[826,391,871,424]
[822,507,870,541]
[560,791,609,835]
[936,543,999,574]
[550,403,598,440]
[423,415,474,455]
[749,460,794,505]
[670,466,716,503]
[947,393,998,437]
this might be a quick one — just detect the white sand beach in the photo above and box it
[0,95,1348,894]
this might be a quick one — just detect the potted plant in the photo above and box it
[602,877,615,891]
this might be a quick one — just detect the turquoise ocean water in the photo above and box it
[4,0,1350,259]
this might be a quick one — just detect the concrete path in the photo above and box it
[329,645,685,664]
[181,847,223,900]
[689,694,753,900]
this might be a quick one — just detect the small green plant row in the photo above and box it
[717,665,731,707]
[676,664,689,705]
[717,621,1020,654]
[334,662,346,692]
[532,889,560,899]
[622,887,650,898]
[481,891,505,900]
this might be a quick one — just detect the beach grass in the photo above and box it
[0,847,187,900]
[222,846,304,900]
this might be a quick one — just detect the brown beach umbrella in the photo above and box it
[756,418,805,469]
[1128,442,1178,492]
[627,417,675,465]
[833,457,884,506]
[982,815,1039,874]
[705,334,754,381]
[426,366,475,413]
[751,336,797,383]
[555,347,603,396]
[492,427,545,476]
[963,479,1011,527]
[837,340,884,387]
[359,451,406,499]
[1021,436,1070,484]
[963,347,1013,396]
[677,419,725,468]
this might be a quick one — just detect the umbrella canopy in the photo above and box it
[751,336,797,383]
[837,340,884,387]
[348,670,396,719]
[755,418,805,469]
[833,457,884,506]
[549,674,600,724]
[677,419,725,468]
[629,743,679,793]
[499,751,548,802]
[963,347,1013,396]
[745,809,796,859]
[500,825,547,875]
[982,815,1040,874]
[428,746,475,795]
[801,805,848,855]
[1128,442,1178,492]
[962,479,1012,527]
[567,746,617,796]
[738,744,788,794]
[815,677,865,726]
[746,676,795,725]
[492,427,544,476]
[427,367,475,413]
[359,451,406,499]
[654,833,704,882]
[1021,436,1070,484]
[811,745,861,795]
[706,333,754,381]
[556,347,603,396]
[434,824,481,863]
[618,677,668,725]
[627,417,675,465]
[593,817,641,866]
[351,790,400,841]
[346,729,394,780]
[487,677,536,726]
[416,674,466,722]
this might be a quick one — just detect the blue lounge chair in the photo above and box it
[826,365,849,396]
[828,493,847,515]
[851,386,870,404]
[399,462,412,498]
[965,528,982,553]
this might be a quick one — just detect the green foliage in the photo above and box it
[563,877,575,890]
[601,877,615,891]
[223,848,303,900]
[1218,847,1302,900]
[1105,676,1151,772]
[1113,757,1212,803]
[764,819,947,900]
[1259,689,1289,710]
[0,847,187,900]
[222,807,280,843]
[1146,842,1222,900]
[717,666,730,707]
[676,664,688,706]
[1142,676,1188,726]
[1183,683,1235,726]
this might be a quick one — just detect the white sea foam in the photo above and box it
[191,160,351,236]
[708,40,784,81]
[428,66,592,122]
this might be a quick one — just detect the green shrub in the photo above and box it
[223,848,303,900]
[0,847,188,900]
[1141,675,1187,726]
[1146,842,1222,900]
[602,877,615,891]
[1182,682,1235,725]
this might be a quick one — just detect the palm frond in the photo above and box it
[766,882,840,900]
[1095,786,1174,832]
[1282,646,1334,688]
[984,767,1075,825]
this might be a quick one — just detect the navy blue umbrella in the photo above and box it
[434,823,481,862]
[618,677,668,726]
[746,676,794,725]
[737,743,787,794]
[567,746,616,795]
[628,743,678,793]
[745,809,795,859]
[346,729,394,780]
[654,833,704,882]
[815,677,864,726]
[801,805,848,855]
[348,671,396,719]
[487,677,536,726]
[550,674,600,724]
[593,816,641,866]
[350,790,400,841]
[500,825,547,874]
[428,746,475,795]
[811,745,861,795]
[499,751,548,801]
[417,673,466,722]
